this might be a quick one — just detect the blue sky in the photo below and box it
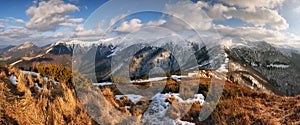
[0,0,300,49]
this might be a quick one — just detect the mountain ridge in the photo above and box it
[1,40,299,96]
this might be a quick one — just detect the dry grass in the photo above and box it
[197,81,300,125]
[0,66,95,125]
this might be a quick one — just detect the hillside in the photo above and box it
[0,65,299,124]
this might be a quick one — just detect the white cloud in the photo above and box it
[0,26,34,45]
[107,14,127,30]
[0,17,26,24]
[293,6,300,13]
[215,25,291,42]
[0,24,4,31]
[0,28,71,46]
[115,18,143,33]
[71,22,106,39]
[0,26,32,39]
[206,3,233,20]
[68,18,84,23]
[203,1,289,30]
[15,19,25,24]
[164,1,212,31]
[226,8,289,30]
[114,19,167,34]
[59,18,83,27]
[26,0,79,32]
[72,29,105,37]
[146,19,166,26]
[220,0,285,10]
[53,32,65,37]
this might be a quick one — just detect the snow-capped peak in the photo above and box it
[221,38,233,49]
[18,41,34,50]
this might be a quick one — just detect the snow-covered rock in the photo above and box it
[142,93,205,124]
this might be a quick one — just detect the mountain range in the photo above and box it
[0,39,299,96]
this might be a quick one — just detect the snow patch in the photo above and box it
[175,119,195,125]
[10,60,23,66]
[142,93,204,124]
[93,82,113,86]
[18,42,33,50]
[115,94,144,104]
[9,75,17,85]
[184,94,205,105]
[171,75,188,82]
[22,71,59,85]
[266,64,289,68]
[22,71,39,76]
[130,77,168,83]
[35,83,43,90]
[151,93,205,105]
[216,53,229,72]
[45,48,53,53]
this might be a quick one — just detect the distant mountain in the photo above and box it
[11,42,74,69]
[0,42,42,64]
[0,45,14,49]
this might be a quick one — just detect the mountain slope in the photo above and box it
[226,41,300,96]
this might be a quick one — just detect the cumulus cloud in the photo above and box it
[26,0,80,32]
[114,18,167,33]
[71,21,106,40]
[164,1,212,31]
[226,8,289,30]
[215,25,288,42]
[206,3,234,20]
[220,0,285,10]
[114,18,143,33]
[204,1,288,30]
